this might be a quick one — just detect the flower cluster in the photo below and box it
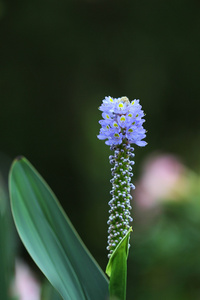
[98,96,147,257]
[97,96,147,147]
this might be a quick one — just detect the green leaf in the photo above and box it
[106,228,132,300]
[9,157,109,300]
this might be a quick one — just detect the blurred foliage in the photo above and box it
[0,0,200,299]
[41,281,63,300]
[0,169,19,299]
[128,171,200,299]
[0,174,11,300]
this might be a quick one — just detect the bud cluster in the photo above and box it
[107,143,135,257]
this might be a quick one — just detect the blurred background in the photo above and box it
[0,0,200,299]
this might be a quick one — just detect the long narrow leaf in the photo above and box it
[9,157,109,300]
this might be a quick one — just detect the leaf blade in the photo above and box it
[9,157,109,300]
[106,228,132,300]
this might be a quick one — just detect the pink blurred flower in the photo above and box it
[134,154,186,208]
[11,260,40,300]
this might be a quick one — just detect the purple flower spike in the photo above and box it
[97,96,147,147]
[98,96,147,257]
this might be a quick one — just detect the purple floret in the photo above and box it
[97,96,147,147]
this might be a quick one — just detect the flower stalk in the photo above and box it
[98,96,147,300]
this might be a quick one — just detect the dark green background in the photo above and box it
[1,0,200,299]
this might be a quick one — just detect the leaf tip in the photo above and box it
[15,155,25,162]
[9,155,26,177]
